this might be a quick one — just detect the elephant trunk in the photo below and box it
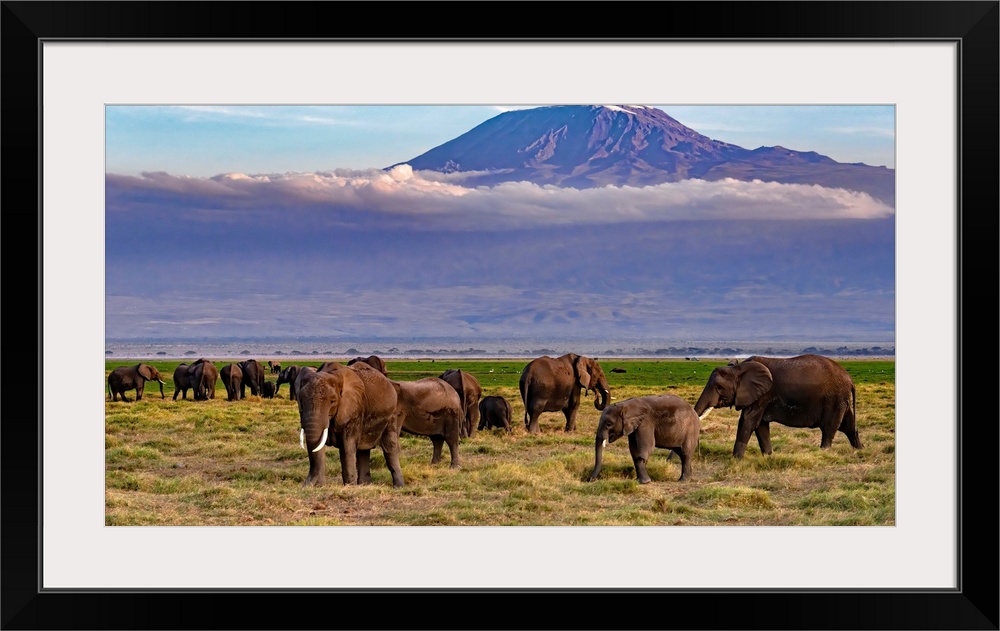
[589,428,608,481]
[157,379,165,399]
[298,385,332,453]
[694,388,717,419]
[594,385,609,411]
[301,413,330,453]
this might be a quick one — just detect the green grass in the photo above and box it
[105,358,896,526]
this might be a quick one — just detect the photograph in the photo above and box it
[103,102,898,528]
[8,2,997,628]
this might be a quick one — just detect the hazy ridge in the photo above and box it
[105,337,895,360]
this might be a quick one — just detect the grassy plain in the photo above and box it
[105,358,895,526]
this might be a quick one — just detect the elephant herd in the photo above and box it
[107,352,862,488]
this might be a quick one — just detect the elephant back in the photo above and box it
[347,362,397,420]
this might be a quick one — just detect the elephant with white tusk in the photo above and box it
[694,354,861,459]
[107,363,166,402]
[590,394,700,483]
[519,353,611,434]
[295,362,403,488]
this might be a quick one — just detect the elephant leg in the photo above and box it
[447,432,461,469]
[339,438,358,484]
[754,422,773,455]
[674,449,693,481]
[820,424,838,448]
[562,404,578,432]
[303,449,326,487]
[819,399,847,449]
[525,407,542,434]
[628,434,652,484]
[356,449,372,485]
[839,405,863,449]
[430,436,444,465]
[379,430,405,488]
[733,410,756,458]
[733,411,756,458]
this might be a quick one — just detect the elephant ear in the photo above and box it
[332,369,364,431]
[138,364,154,380]
[574,355,592,390]
[621,409,643,435]
[735,361,773,409]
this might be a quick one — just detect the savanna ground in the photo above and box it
[105,358,895,526]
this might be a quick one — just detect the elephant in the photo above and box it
[393,377,464,468]
[188,358,219,401]
[172,363,193,400]
[238,359,266,397]
[439,368,482,438]
[518,353,610,433]
[220,363,243,401]
[267,360,281,374]
[107,363,165,402]
[296,361,404,487]
[694,354,861,459]
[589,394,700,483]
[478,395,512,434]
[276,365,303,401]
[262,380,276,399]
[347,355,387,375]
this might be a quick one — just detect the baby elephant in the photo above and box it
[590,394,700,483]
[478,395,512,434]
[262,380,276,399]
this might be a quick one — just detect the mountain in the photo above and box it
[393,105,895,205]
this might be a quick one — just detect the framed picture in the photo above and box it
[9,2,997,629]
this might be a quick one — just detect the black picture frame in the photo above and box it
[5,2,997,629]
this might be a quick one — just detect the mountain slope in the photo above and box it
[394,105,895,205]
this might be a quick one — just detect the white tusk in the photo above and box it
[602,439,608,448]
[311,427,329,453]
[299,429,305,450]
[699,407,715,421]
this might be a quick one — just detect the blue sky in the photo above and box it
[105,105,895,177]
[105,105,895,344]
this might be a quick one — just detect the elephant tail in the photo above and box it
[455,376,466,420]
[520,380,531,425]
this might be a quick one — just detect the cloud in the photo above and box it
[106,166,894,230]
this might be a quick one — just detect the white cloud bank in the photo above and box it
[107,164,895,229]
